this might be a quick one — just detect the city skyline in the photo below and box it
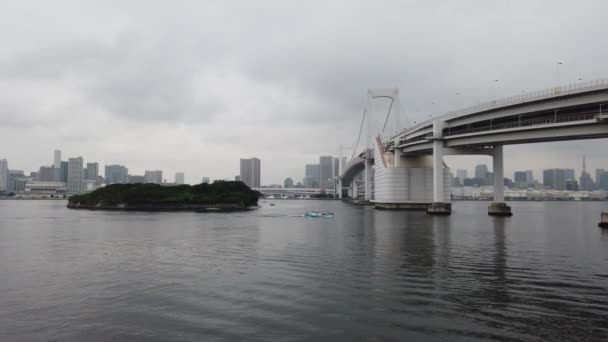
[3,148,608,189]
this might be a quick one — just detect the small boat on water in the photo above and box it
[304,211,334,218]
[269,203,276,206]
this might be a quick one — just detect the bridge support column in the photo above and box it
[489,145,513,216]
[428,120,451,215]
[394,146,401,167]
[364,159,372,201]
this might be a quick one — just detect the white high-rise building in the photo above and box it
[0,159,8,191]
[54,150,61,168]
[144,170,163,184]
[67,157,84,194]
[175,172,185,185]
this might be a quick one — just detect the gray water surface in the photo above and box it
[1,200,607,341]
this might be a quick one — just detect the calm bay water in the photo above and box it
[1,200,607,341]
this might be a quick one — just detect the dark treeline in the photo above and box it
[69,181,261,206]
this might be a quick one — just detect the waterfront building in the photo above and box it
[566,180,579,191]
[85,163,99,180]
[24,181,67,195]
[144,170,163,184]
[67,157,84,194]
[319,156,333,190]
[7,170,25,192]
[0,159,8,191]
[105,165,128,184]
[83,179,99,192]
[175,172,185,185]
[240,158,261,188]
[284,177,294,188]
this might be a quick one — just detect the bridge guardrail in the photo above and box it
[394,78,608,138]
[443,112,599,137]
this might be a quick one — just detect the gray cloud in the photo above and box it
[1,0,608,184]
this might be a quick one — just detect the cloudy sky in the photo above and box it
[1,0,607,184]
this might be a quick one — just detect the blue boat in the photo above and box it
[304,211,334,218]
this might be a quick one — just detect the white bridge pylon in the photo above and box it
[366,88,401,150]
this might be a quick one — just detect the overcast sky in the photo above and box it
[1,0,607,184]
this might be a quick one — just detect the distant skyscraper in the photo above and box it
[456,169,467,184]
[474,164,488,180]
[543,168,567,190]
[319,156,333,190]
[0,159,8,191]
[240,158,261,188]
[579,155,594,191]
[67,157,84,194]
[513,171,525,182]
[513,170,534,186]
[564,169,575,181]
[58,161,68,183]
[304,164,320,188]
[284,177,294,188]
[525,170,534,184]
[85,162,99,180]
[235,175,241,181]
[144,170,163,184]
[39,166,56,182]
[105,165,129,184]
[54,150,61,168]
[202,177,210,184]
[175,172,185,185]
[595,168,605,185]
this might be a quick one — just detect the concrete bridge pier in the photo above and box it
[428,120,452,215]
[488,145,513,216]
[364,159,372,201]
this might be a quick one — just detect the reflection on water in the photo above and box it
[0,200,607,341]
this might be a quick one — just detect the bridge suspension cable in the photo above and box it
[351,108,367,161]
[381,97,395,135]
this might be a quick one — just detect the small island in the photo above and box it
[67,181,261,211]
